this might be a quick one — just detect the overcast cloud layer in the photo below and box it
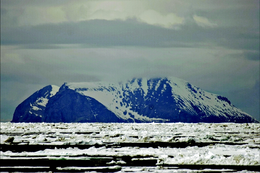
[1,0,259,121]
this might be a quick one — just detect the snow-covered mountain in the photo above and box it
[12,77,258,123]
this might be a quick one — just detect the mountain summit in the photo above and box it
[12,77,258,123]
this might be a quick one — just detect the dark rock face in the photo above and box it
[12,85,59,122]
[121,78,179,122]
[43,85,123,122]
[12,78,259,123]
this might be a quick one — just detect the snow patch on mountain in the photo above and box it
[67,80,167,122]
[34,85,60,107]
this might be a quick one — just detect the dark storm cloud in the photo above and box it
[1,0,72,7]
[19,44,64,49]
[2,19,259,52]
[243,51,260,61]
[1,19,182,47]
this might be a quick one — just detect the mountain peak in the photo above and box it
[12,84,59,122]
[12,77,258,123]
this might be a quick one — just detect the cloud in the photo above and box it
[1,53,25,64]
[1,5,67,27]
[1,18,258,53]
[1,0,185,28]
[0,19,183,46]
[193,15,217,28]
[18,44,65,49]
[139,10,184,28]
[243,51,260,61]
[2,0,259,30]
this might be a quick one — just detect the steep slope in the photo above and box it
[12,85,59,122]
[12,77,258,123]
[43,84,124,122]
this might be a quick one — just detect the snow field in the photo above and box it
[1,123,260,172]
[1,122,259,143]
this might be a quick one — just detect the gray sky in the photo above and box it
[1,0,259,121]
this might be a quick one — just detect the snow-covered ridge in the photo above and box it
[50,85,60,97]
[65,77,254,122]
[167,78,249,118]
